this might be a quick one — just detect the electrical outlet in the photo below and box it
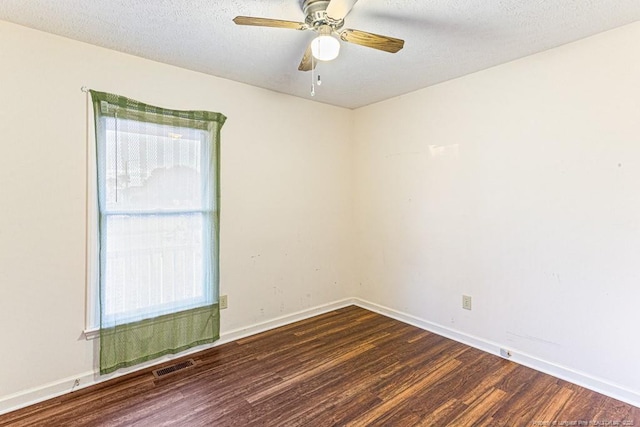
[220,295,228,309]
[462,295,472,310]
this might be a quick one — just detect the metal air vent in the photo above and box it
[152,359,197,379]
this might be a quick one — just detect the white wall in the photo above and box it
[0,20,355,407]
[354,21,640,403]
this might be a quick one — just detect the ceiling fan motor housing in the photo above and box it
[303,0,344,30]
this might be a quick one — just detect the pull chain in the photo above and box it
[310,57,324,96]
[311,55,316,96]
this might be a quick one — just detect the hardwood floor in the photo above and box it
[1,306,638,426]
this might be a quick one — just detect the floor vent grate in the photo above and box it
[152,359,197,379]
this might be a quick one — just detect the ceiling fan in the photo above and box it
[233,0,405,71]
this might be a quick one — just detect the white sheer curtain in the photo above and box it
[101,119,213,327]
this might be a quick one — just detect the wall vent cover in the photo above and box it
[152,359,197,379]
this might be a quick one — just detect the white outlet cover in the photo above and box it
[462,295,472,310]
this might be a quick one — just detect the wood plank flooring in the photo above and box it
[1,306,638,426]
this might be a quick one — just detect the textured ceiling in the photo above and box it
[1,0,639,109]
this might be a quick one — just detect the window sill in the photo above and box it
[83,328,99,340]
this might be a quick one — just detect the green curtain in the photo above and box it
[90,90,226,375]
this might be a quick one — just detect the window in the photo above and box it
[100,118,211,326]
[91,91,226,374]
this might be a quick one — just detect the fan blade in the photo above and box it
[298,43,316,72]
[325,0,359,21]
[340,29,405,53]
[233,16,307,30]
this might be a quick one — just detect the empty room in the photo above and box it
[1,0,639,425]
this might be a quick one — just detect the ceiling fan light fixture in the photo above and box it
[311,34,340,61]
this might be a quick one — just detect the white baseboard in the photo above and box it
[0,371,97,416]
[217,298,358,345]
[2,297,638,415]
[352,298,640,409]
[0,298,357,416]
